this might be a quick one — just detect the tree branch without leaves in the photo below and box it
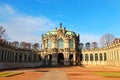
[99,33,115,47]
[0,26,8,39]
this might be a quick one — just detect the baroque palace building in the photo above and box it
[0,23,120,69]
[40,23,120,67]
[40,23,81,66]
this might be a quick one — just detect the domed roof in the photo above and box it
[46,30,56,35]
[46,29,75,35]
[66,30,75,35]
[45,23,76,36]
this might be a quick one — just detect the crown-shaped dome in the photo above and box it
[46,23,76,36]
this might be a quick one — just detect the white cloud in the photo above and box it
[0,4,56,44]
[80,34,100,44]
[0,4,15,15]
[4,4,15,14]
[0,16,56,43]
[0,4,100,47]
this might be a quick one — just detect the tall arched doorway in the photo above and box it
[48,54,52,65]
[58,53,64,65]
[69,54,73,65]
[44,55,48,66]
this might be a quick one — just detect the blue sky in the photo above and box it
[0,0,120,44]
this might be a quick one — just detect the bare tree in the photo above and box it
[0,26,7,39]
[20,42,26,48]
[27,43,32,49]
[33,43,39,50]
[92,42,98,49]
[85,42,91,50]
[13,41,19,48]
[99,33,115,47]
[79,43,84,50]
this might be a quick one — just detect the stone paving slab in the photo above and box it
[37,70,68,80]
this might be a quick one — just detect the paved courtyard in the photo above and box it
[0,66,120,80]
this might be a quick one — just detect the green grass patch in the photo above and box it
[93,72,120,77]
[0,71,24,77]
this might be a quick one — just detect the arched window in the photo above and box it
[85,54,88,61]
[69,39,73,48]
[48,39,52,49]
[58,38,64,49]
[104,53,107,61]
[95,53,98,61]
[45,40,47,48]
[90,54,93,61]
[100,53,102,61]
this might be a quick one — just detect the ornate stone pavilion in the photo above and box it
[40,23,80,66]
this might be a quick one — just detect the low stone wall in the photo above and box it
[0,62,43,70]
[82,61,120,67]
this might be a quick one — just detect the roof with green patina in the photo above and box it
[66,30,75,35]
[46,29,76,35]
[46,30,56,35]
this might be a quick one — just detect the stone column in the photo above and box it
[111,51,113,60]
[64,52,69,66]
[52,50,57,66]
[52,39,57,48]
[31,54,33,62]
[110,51,111,60]
[42,40,45,49]
[114,50,116,61]
[64,38,69,48]
[5,50,8,62]
[119,49,120,61]
[113,50,115,61]
[118,50,120,61]
[64,38,70,66]
[109,52,111,60]
[52,54,57,66]
[13,53,16,62]
[102,53,105,65]
[41,53,45,66]
[73,53,76,65]
[98,53,100,61]
[112,51,113,61]
[73,39,75,49]
[17,54,19,62]
[116,50,118,60]
[102,53,104,61]
[26,54,29,63]
[109,52,110,61]
[107,51,109,61]
[0,50,1,61]
[36,54,39,62]
[21,54,24,62]
[2,50,5,61]
[83,54,85,61]
[5,51,8,62]
[10,52,12,62]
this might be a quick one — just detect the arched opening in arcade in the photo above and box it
[80,54,83,61]
[58,53,64,65]
[44,55,48,65]
[69,54,73,65]
[44,54,52,66]
[48,54,52,65]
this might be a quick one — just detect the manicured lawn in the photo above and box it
[93,72,120,77]
[0,71,24,77]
